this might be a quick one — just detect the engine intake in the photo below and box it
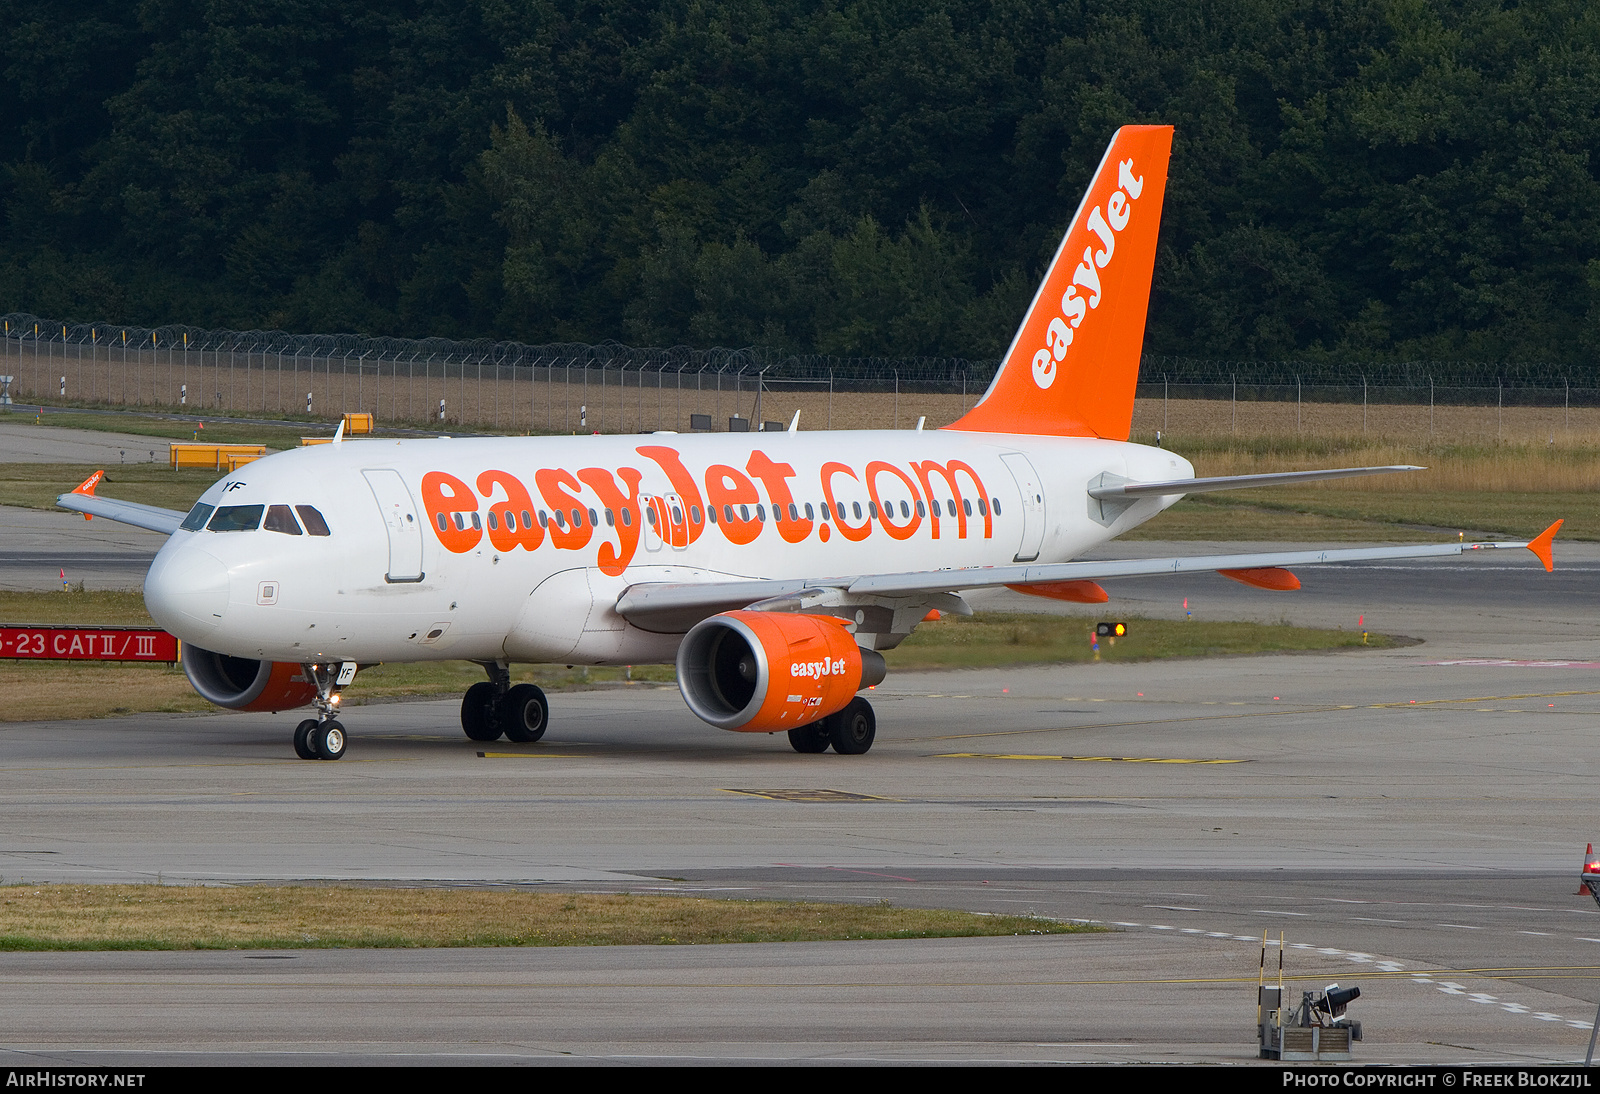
[676,610,886,732]
[181,645,319,712]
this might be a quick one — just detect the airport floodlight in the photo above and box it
[1096,622,1127,638]
[1313,983,1360,1021]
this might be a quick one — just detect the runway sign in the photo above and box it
[0,626,178,662]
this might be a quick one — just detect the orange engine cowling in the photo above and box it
[676,610,886,732]
[181,645,319,712]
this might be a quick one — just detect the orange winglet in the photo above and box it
[71,469,105,520]
[1526,519,1562,573]
[1007,580,1110,604]
[1218,567,1301,592]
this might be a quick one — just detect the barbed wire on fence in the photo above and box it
[4,311,1593,390]
[4,310,1600,442]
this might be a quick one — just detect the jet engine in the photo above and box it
[181,645,319,712]
[675,610,886,732]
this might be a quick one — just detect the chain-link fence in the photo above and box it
[0,314,1594,442]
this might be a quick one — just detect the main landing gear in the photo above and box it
[293,662,351,761]
[787,696,876,755]
[461,661,549,745]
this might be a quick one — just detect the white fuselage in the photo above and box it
[142,429,1191,666]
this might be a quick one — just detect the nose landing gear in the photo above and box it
[461,662,550,745]
[291,662,353,760]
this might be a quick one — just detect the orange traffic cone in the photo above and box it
[1580,844,1599,896]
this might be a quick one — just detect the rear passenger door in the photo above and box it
[362,469,425,582]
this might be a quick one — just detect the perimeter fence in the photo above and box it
[0,314,1595,443]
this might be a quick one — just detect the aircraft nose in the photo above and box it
[144,542,230,642]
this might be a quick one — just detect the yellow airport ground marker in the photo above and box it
[1375,689,1600,708]
[721,788,899,802]
[476,750,581,759]
[936,753,1246,764]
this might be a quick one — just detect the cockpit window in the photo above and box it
[295,505,331,536]
[208,504,264,532]
[180,502,215,532]
[264,504,302,535]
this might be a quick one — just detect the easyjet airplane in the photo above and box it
[58,125,1560,760]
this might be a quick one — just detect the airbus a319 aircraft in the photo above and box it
[59,125,1561,760]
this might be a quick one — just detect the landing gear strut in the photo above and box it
[788,696,876,755]
[293,662,352,760]
[461,662,549,745]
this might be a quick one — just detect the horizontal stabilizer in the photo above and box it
[1088,465,1423,499]
[56,492,184,535]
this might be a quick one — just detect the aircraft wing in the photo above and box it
[55,491,185,535]
[1088,465,1423,499]
[616,521,1562,631]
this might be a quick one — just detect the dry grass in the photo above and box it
[0,884,1092,950]
[11,350,1600,442]
[1177,437,1600,494]
[1130,396,1600,448]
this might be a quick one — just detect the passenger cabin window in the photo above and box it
[180,502,215,531]
[264,504,302,535]
[295,505,331,536]
[992,497,1002,515]
[208,504,264,532]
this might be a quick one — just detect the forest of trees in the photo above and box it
[0,0,1595,365]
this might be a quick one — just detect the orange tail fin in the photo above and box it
[949,124,1173,439]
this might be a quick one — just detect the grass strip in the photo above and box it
[0,593,1398,720]
[0,885,1093,950]
[2,406,340,449]
[885,612,1395,671]
[0,461,220,513]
